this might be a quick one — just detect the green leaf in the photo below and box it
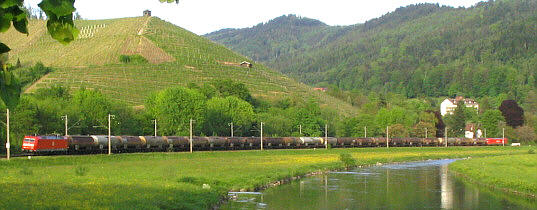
[38,0,76,17]
[9,5,26,21]
[8,6,28,34]
[38,0,78,44]
[0,10,12,32]
[46,14,79,44]
[0,68,21,110]
[13,15,28,34]
[0,0,23,9]
[0,43,9,54]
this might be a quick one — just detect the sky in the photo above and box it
[25,0,484,35]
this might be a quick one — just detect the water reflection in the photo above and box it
[223,159,537,209]
[440,164,452,209]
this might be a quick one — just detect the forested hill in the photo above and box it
[206,14,351,63]
[206,0,537,101]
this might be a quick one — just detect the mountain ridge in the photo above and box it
[206,0,537,101]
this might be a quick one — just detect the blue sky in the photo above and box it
[25,0,484,35]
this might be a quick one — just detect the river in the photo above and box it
[222,159,537,209]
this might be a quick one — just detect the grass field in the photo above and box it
[450,150,537,198]
[0,146,527,209]
[1,16,357,115]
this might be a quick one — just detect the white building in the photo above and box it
[440,96,479,116]
[465,123,482,139]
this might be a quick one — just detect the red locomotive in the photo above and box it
[22,136,69,153]
[485,138,508,145]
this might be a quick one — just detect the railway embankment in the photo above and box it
[0,147,528,209]
[450,150,537,198]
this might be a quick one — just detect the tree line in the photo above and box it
[2,75,534,152]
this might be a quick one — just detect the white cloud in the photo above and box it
[24,0,483,35]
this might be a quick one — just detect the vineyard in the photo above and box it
[1,16,356,115]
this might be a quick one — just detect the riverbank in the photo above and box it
[450,152,537,198]
[0,147,526,209]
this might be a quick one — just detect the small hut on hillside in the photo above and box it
[240,61,252,68]
[143,10,152,17]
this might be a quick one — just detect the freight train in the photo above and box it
[21,135,508,153]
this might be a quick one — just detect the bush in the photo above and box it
[513,126,537,143]
[20,167,33,176]
[339,153,356,170]
[529,149,535,154]
[119,55,131,63]
[75,166,88,176]
[119,54,148,64]
[178,176,197,184]
[389,124,410,137]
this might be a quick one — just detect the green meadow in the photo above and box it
[0,147,527,209]
[450,150,537,198]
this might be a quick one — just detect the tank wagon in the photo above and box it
[21,136,508,154]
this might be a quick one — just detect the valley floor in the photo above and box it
[0,147,527,209]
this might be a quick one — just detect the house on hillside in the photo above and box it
[143,10,152,17]
[465,123,482,138]
[240,61,252,68]
[440,96,479,116]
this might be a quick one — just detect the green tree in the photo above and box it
[338,114,377,137]
[388,124,409,137]
[110,101,146,135]
[412,121,436,138]
[479,109,504,138]
[523,90,537,114]
[478,96,492,114]
[446,102,466,137]
[33,85,70,100]
[146,86,206,136]
[189,83,217,99]
[26,86,70,135]
[66,88,113,135]
[288,99,325,137]
[203,96,254,136]
[375,106,417,130]
[210,79,253,104]
[11,96,40,137]
[255,109,293,137]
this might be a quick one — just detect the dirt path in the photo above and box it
[24,73,51,93]
[138,16,151,35]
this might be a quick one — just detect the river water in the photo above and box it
[222,159,537,209]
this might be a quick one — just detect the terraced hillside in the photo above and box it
[1,16,356,115]
[3,17,172,66]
